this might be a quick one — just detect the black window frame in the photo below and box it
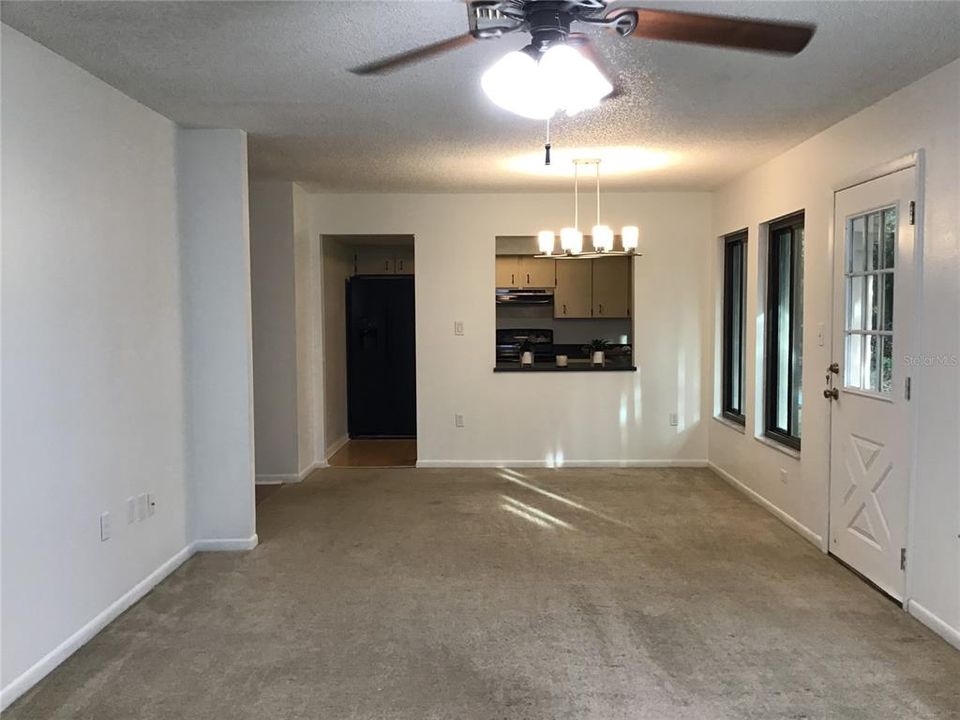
[764,212,804,450]
[721,231,747,425]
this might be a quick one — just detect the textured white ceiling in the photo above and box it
[3,1,959,191]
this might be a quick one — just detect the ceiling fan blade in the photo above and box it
[611,8,814,55]
[350,33,477,75]
[569,33,623,101]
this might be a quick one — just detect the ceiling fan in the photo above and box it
[349,0,816,78]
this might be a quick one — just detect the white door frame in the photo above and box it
[827,150,925,606]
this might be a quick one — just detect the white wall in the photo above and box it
[2,25,188,694]
[293,183,320,474]
[177,128,257,545]
[249,181,299,479]
[306,192,712,466]
[708,59,960,643]
[319,236,354,456]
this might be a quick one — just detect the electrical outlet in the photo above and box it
[668,413,679,427]
[126,497,136,524]
[137,493,148,521]
[780,468,788,484]
[454,320,464,336]
[147,493,157,516]
[100,512,111,541]
[455,413,465,428]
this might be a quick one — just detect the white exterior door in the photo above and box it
[829,166,916,601]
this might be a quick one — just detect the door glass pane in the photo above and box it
[865,334,880,392]
[847,275,864,331]
[865,274,880,332]
[849,215,866,272]
[866,211,882,271]
[882,274,894,331]
[882,208,896,269]
[881,336,894,394]
[846,333,863,387]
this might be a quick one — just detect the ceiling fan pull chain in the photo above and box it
[544,118,551,166]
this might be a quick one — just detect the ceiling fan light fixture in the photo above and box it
[481,43,612,120]
[481,50,555,120]
[539,44,613,117]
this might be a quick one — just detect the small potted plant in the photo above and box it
[519,339,535,367]
[584,339,610,367]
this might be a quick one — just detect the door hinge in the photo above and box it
[908,200,916,225]
[900,547,907,571]
[905,376,912,401]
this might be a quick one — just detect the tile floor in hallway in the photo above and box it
[6,467,959,719]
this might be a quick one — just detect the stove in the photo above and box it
[495,328,554,364]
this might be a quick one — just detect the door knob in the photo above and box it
[823,387,839,400]
[827,362,839,374]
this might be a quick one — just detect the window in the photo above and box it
[843,207,895,394]
[765,213,804,449]
[721,231,747,424]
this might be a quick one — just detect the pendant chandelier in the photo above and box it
[535,159,641,259]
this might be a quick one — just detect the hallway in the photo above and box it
[7,467,959,719]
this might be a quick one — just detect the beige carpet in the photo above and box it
[6,467,959,719]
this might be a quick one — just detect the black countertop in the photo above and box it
[494,360,636,373]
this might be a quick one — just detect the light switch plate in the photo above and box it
[455,413,465,428]
[454,321,464,336]
[669,413,679,427]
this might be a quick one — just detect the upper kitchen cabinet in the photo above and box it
[519,256,556,288]
[355,245,414,275]
[554,260,593,318]
[496,255,556,288]
[496,255,521,288]
[394,247,414,275]
[592,256,631,318]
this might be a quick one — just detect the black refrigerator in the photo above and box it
[346,276,416,438]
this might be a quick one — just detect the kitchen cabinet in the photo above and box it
[496,255,521,288]
[591,256,631,318]
[496,255,556,288]
[394,247,414,275]
[554,260,593,318]
[519,256,556,288]
[356,247,414,275]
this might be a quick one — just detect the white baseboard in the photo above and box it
[908,600,960,651]
[708,461,824,549]
[416,459,708,469]
[1,531,262,710]
[0,543,193,711]
[299,461,326,480]
[192,534,259,552]
[324,434,349,460]
[255,474,296,485]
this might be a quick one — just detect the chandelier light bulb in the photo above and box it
[559,227,578,253]
[621,225,640,251]
[537,230,556,255]
[591,225,614,252]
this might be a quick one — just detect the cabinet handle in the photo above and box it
[398,260,403,271]
[563,303,567,315]
[526,273,531,284]
[385,260,390,272]
[511,273,515,285]
[599,303,603,315]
